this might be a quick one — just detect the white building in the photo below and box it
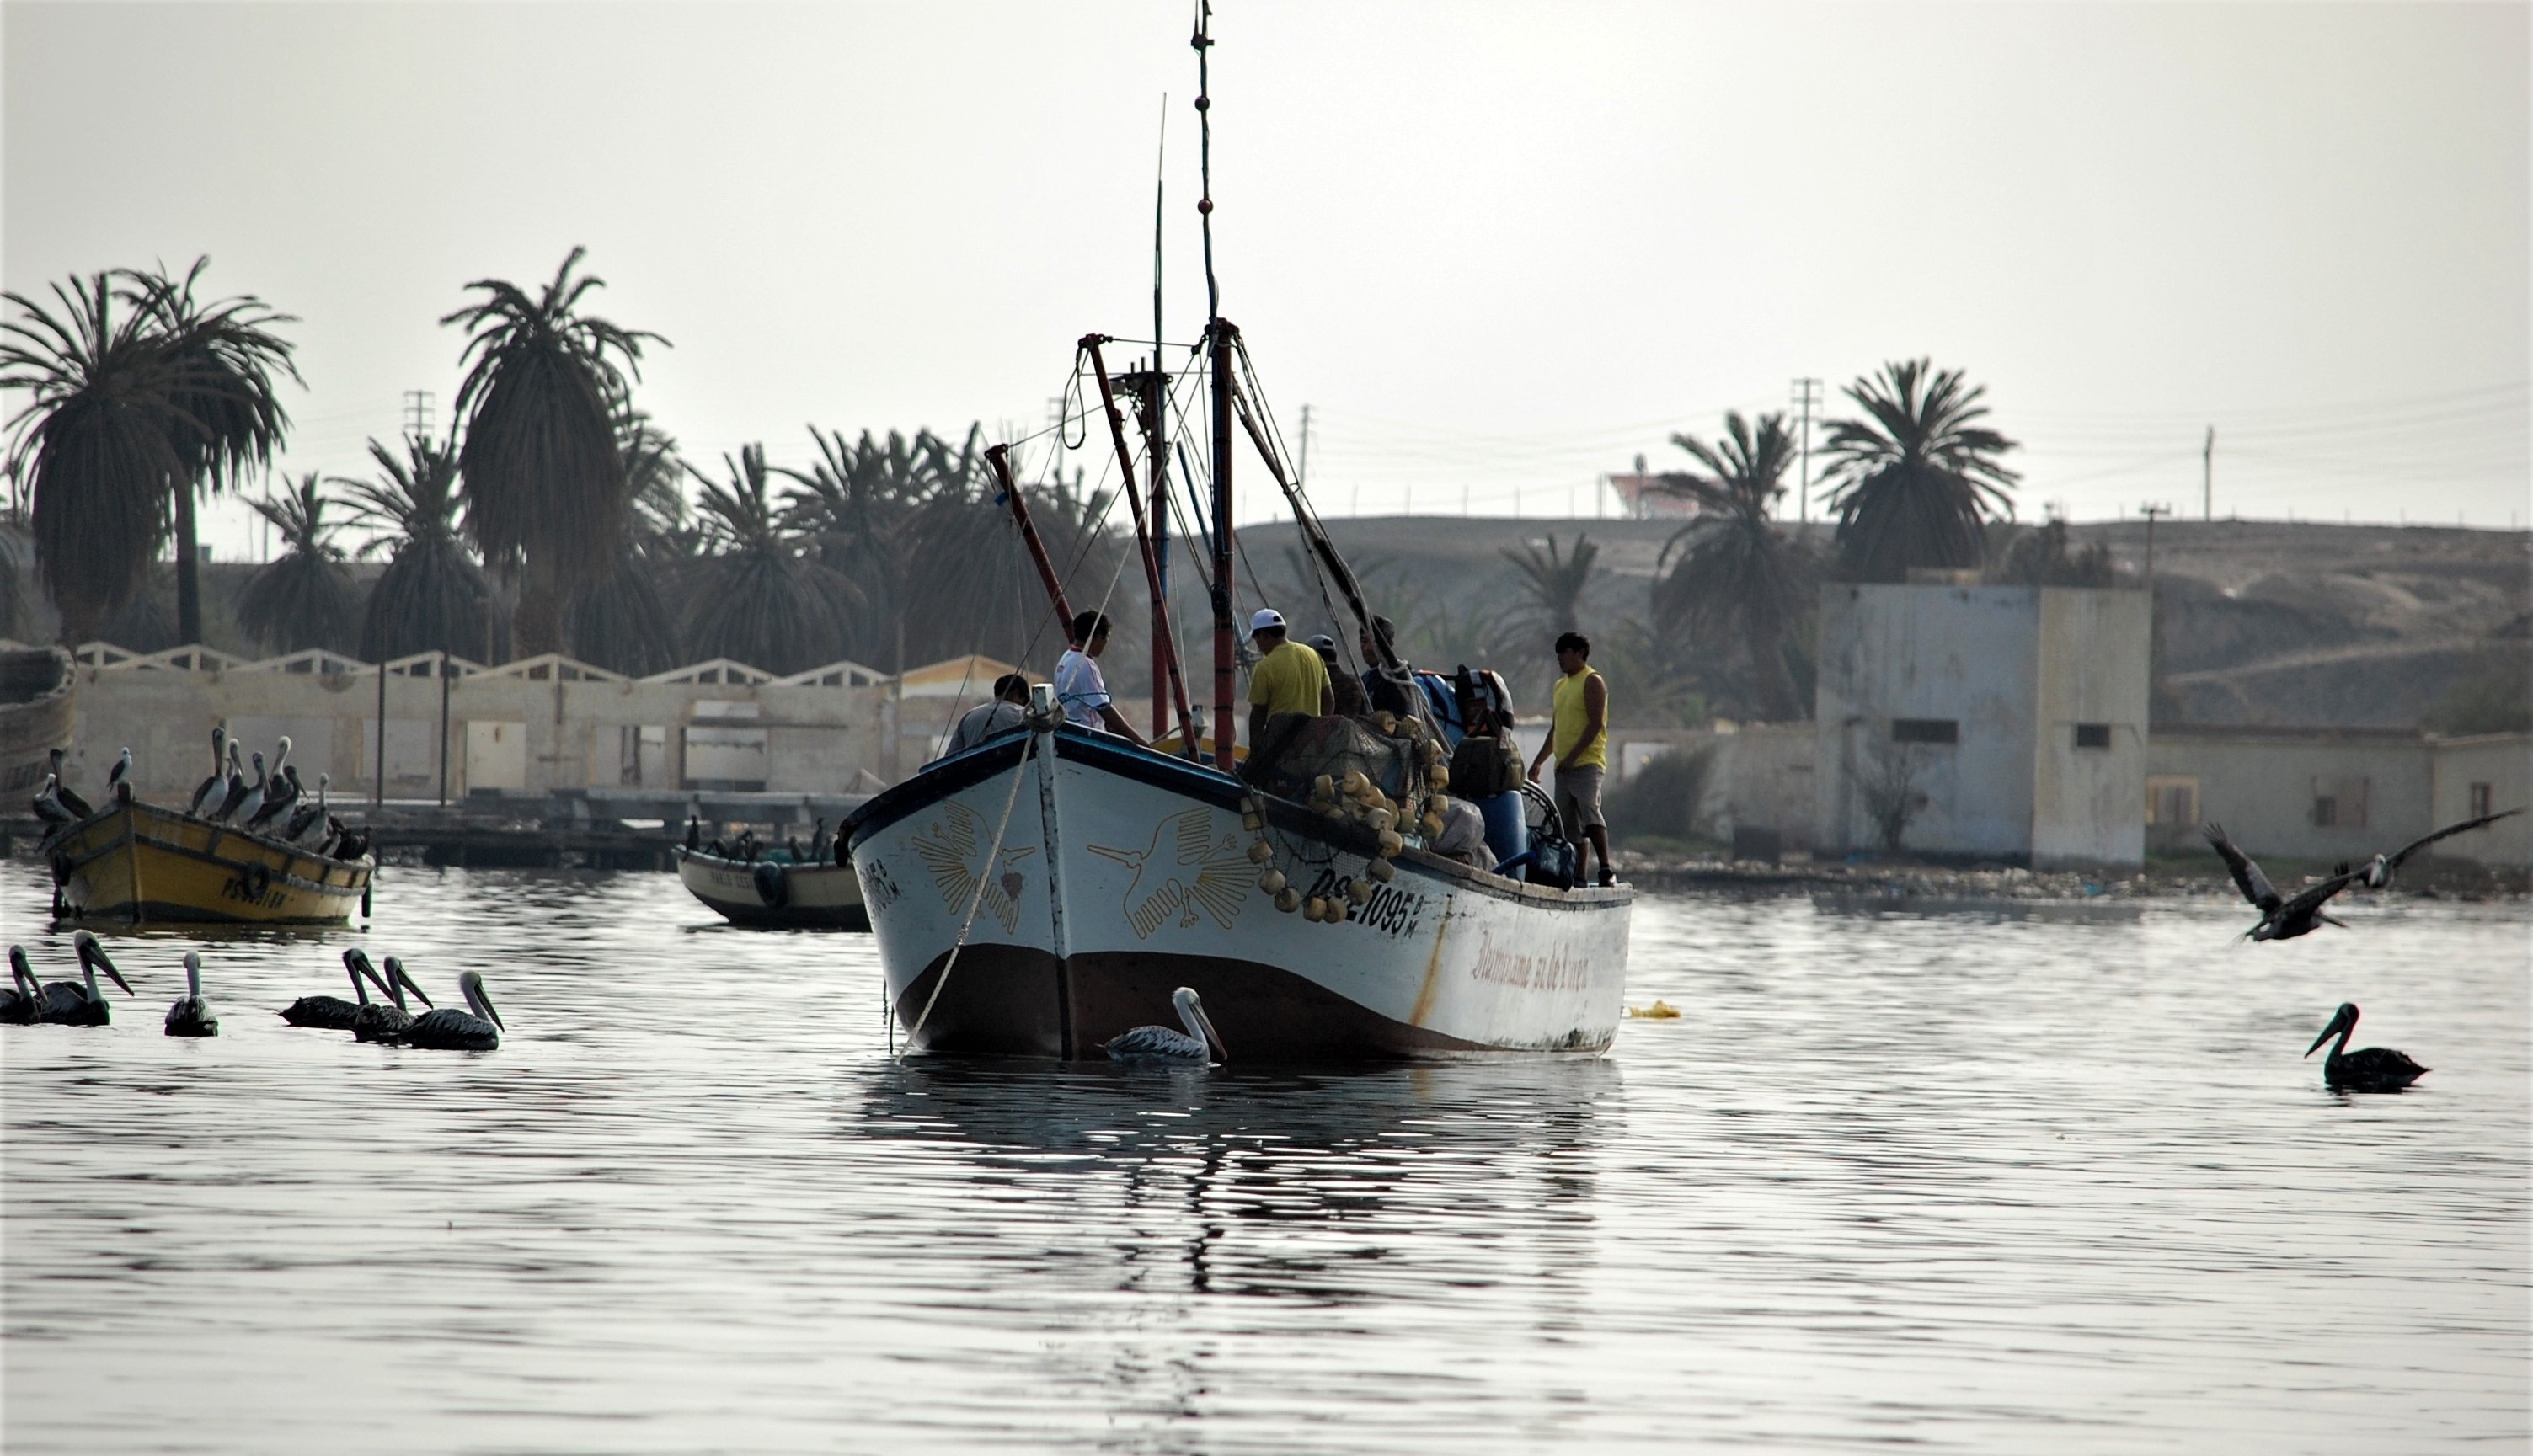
[1812,584,2152,869]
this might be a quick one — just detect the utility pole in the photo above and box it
[1296,403,1311,489]
[2139,502,2170,587]
[403,390,436,448]
[2201,426,2215,520]
[1792,377,1823,523]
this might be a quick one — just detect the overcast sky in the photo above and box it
[6,2,2526,563]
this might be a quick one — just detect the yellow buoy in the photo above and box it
[1258,868,1287,894]
[1348,878,1374,905]
[1341,771,1371,799]
[1241,811,1264,831]
[1366,857,1396,883]
[1427,765,1450,792]
[1366,807,1396,835]
[1274,887,1302,914]
[1313,773,1335,803]
[1420,813,1444,837]
[1626,1000,1682,1020]
[1248,840,1275,864]
[1376,829,1403,859]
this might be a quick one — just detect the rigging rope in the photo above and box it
[898,729,1039,1055]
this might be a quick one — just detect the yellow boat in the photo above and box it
[46,798,375,925]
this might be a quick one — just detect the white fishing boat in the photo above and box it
[847,716,1629,1059]
[675,845,868,930]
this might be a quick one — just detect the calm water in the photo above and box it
[3,859,2525,1453]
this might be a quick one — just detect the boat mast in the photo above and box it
[1083,335,1196,748]
[985,443,1076,640]
[1194,2,1237,772]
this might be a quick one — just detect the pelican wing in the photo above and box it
[2383,807,2525,870]
[2202,823,2279,912]
[2278,866,2362,922]
[1104,1023,1206,1062]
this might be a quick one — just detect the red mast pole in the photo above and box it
[986,443,1075,642]
[1209,320,1238,772]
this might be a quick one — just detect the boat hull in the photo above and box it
[847,726,1631,1061]
[47,800,374,925]
[675,847,869,930]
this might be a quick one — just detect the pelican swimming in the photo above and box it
[281,954,393,1029]
[209,742,250,822]
[164,951,219,1037]
[188,727,229,815]
[2305,1003,2428,1092]
[3,947,45,1024]
[39,932,134,1026]
[45,748,92,819]
[350,951,433,1043]
[2353,808,2526,891]
[2204,823,2361,941]
[1103,986,1226,1064]
[398,969,503,1051]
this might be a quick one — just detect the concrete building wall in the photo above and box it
[2429,733,2532,867]
[2146,728,2434,863]
[1814,584,2041,858]
[1701,723,1816,848]
[62,659,887,801]
[2030,588,2151,867]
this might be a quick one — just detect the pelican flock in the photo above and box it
[349,951,434,1043]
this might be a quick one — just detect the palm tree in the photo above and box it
[568,398,688,676]
[778,424,977,669]
[0,275,196,643]
[125,259,300,643]
[1653,412,1815,721]
[338,435,503,663]
[897,460,1119,670]
[1499,531,1600,643]
[1819,359,2018,583]
[442,247,663,657]
[236,472,355,654]
[681,445,855,675]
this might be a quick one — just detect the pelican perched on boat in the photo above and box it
[45,748,92,819]
[227,748,274,828]
[281,953,392,1029]
[188,727,229,815]
[350,952,433,1043]
[246,765,302,832]
[3,947,45,1024]
[164,952,219,1037]
[209,744,252,823]
[398,969,503,1051]
[2306,1003,2428,1092]
[106,746,134,803]
[31,773,76,826]
[283,773,330,844]
[1103,986,1226,1064]
[38,932,134,1026]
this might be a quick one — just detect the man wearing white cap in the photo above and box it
[1246,607,1331,750]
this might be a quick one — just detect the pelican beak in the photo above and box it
[477,984,505,1033]
[1193,1004,1226,1063]
[393,962,434,1009]
[2304,1015,2342,1059]
[77,936,134,996]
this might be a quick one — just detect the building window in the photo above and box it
[2146,776,2198,826]
[2311,776,2368,829]
[2470,782,2493,819]
[2074,723,2112,750]
[2311,796,2336,828]
[1891,717,1959,744]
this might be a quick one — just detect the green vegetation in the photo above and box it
[1653,412,1817,722]
[236,472,354,654]
[1821,359,2019,584]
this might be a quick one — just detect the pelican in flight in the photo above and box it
[398,970,503,1051]
[1103,986,1226,1064]
[39,932,134,1026]
[281,953,392,1029]
[3,947,45,1024]
[2306,1003,2428,1092]
[350,952,433,1043]
[165,952,219,1037]
[188,727,230,815]
[2353,808,2525,891]
[2204,823,2360,941]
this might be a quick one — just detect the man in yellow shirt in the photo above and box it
[1528,631,1615,887]
[1247,609,1333,749]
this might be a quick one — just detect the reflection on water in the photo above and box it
[3,861,2525,1453]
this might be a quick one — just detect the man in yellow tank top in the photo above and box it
[1528,631,1615,886]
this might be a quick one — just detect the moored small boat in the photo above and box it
[675,845,868,930]
[46,797,374,925]
[0,647,75,797]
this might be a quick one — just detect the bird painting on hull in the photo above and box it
[281,954,391,1029]
[2203,823,2361,941]
[2,947,45,1024]
[39,932,134,1026]
[398,969,503,1051]
[350,951,432,1043]
[188,727,229,816]
[1103,986,1227,1065]
[2306,1003,2429,1092]
[2352,808,2525,891]
[165,951,219,1037]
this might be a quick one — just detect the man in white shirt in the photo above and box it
[1052,611,1146,744]
[941,674,1031,758]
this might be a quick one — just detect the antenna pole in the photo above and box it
[1791,377,1821,524]
[1193,2,1219,323]
[1084,336,1197,749]
[2202,426,2215,521]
